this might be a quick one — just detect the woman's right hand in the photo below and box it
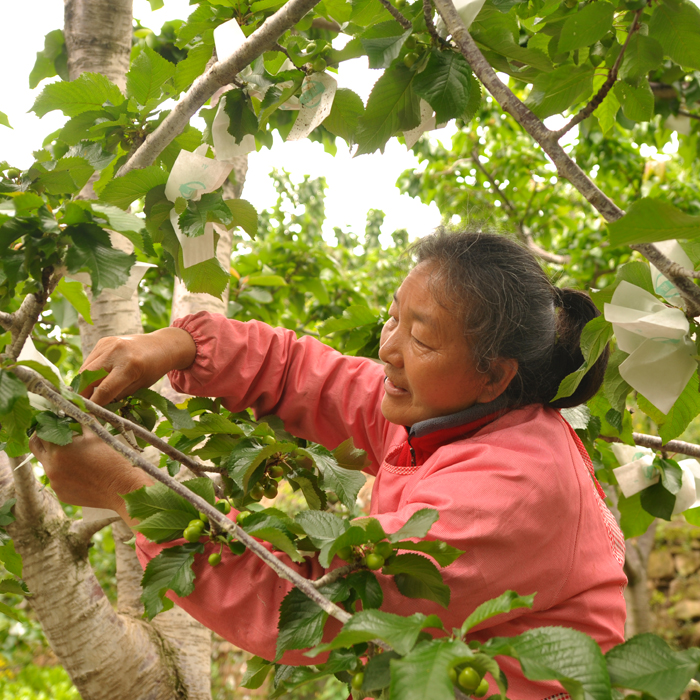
[80,327,197,406]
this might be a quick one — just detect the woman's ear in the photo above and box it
[477,357,519,403]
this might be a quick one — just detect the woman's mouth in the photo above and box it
[384,376,409,396]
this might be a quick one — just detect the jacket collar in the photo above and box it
[408,395,510,439]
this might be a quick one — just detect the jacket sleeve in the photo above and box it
[168,311,389,470]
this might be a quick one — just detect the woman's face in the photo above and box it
[379,262,504,427]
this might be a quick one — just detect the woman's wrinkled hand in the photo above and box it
[79,327,197,406]
[29,429,153,522]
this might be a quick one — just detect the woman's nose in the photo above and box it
[379,325,403,367]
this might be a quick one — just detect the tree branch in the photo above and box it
[432,0,700,314]
[0,312,12,331]
[599,431,700,459]
[423,0,451,48]
[551,8,644,140]
[118,0,323,177]
[70,515,121,545]
[311,562,362,588]
[9,454,47,525]
[378,0,413,31]
[678,110,700,122]
[10,364,353,626]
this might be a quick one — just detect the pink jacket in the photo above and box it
[136,312,626,699]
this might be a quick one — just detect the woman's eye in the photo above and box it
[412,336,430,349]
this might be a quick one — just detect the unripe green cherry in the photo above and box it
[269,464,285,479]
[306,41,318,53]
[312,57,327,72]
[336,546,354,561]
[198,511,209,523]
[403,52,419,68]
[395,0,406,7]
[263,481,279,499]
[6,168,20,179]
[262,435,276,445]
[229,540,246,555]
[249,483,265,501]
[404,36,416,50]
[215,500,232,514]
[474,678,489,698]
[236,510,252,524]
[183,526,202,543]
[188,519,206,531]
[364,552,385,570]
[351,671,364,690]
[448,666,457,684]
[208,552,222,566]
[457,667,481,692]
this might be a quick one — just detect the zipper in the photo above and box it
[407,435,416,466]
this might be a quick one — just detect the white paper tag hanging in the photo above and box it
[604,281,697,414]
[403,100,447,149]
[613,456,658,498]
[648,239,694,308]
[212,95,257,161]
[165,147,233,269]
[286,72,337,142]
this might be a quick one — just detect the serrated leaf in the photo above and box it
[0,600,22,622]
[558,2,614,53]
[318,305,378,336]
[525,64,594,119]
[91,204,147,251]
[226,440,296,491]
[387,508,439,543]
[619,35,664,86]
[290,473,327,510]
[100,166,169,210]
[390,639,474,700]
[395,539,464,567]
[382,553,451,607]
[35,411,75,446]
[180,256,230,300]
[32,72,124,117]
[141,543,202,619]
[594,85,620,135]
[640,482,676,520]
[36,157,94,195]
[309,609,444,657]
[299,444,365,510]
[179,412,244,438]
[71,368,108,394]
[0,577,28,596]
[319,525,369,567]
[223,89,259,143]
[295,510,349,548]
[356,63,420,155]
[0,112,11,130]
[413,50,473,125]
[133,387,196,431]
[183,477,217,506]
[0,540,22,578]
[123,481,198,522]
[0,370,28,414]
[225,198,258,237]
[56,278,92,325]
[608,197,700,246]
[322,88,365,147]
[332,438,371,471]
[126,46,176,105]
[461,590,535,635]
[606,633,700,700]
[241,656,272,689]
[179,192,233,238]
[360,21,412,69]
[486,626,611,700]
[136,510,196,543]
[617,491,655,538]
[347,570,384,610]
[648,0,700,71]
[0,498,16,528]
[614,80,654,122]
[65,224,135,296]
[174,41,213,93]
[0,395,32,457]
[603,349,632,414]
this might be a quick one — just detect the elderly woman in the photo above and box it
[32,230,626,699]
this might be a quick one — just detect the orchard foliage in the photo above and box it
[2,0,700,697]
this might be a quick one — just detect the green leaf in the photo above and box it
[0,540,22,578]
[390,639,474,700]
[603,349,632,414]
[322,88,365,147]
[174,41,214,93]
[295,510,349,548]
[15,360,61,389]
[123,482,198,523]
[56,278,92,325]
[100,166,169,210]
[347,570,384,610]
[0,370,28,415]
[91,204,148,249]
[310,609,444,657]
[655,458,683,495]
[36,157,94,195]
[362,650,400,692]
[11,192,44,216]
[619,35,664,86]
[32,72,124,117]
[35,412,75,446]
[180,256,230,300]
[640,482,676,520]
[126,46,176,106]
[178,192,233,238]
[413,50,472,125]
[227,440,296,491]
[133,388,195,430]
[382,553,451,607]
[594,88,621,136]
[486,626,611,700]
[141,543,202,619]
[355,63,420,155]
[613,80,654,122]
[618,491,655,538]
[525,64,594,119]
[225,199,258,238]
[637,372,700,443]
[72,368,108,395]
[178,412,244,438]
[388,508,439,543]
[245,274,287,287]
[394,540,464,567]
[608,197,700,246]
[29,29,67,89]
[558,2,615,53]
[318,305,378,336]
[182,477,217,506]
[0,498,16,528]
[276,581,348,660]
[0,600,22,622]
[332,438,371,471]
[648,0,700,71]
[614,260,655,295]
[0,395,32,457]
[298,444,366,510]
[0,577,28,597]
[136,510,197,543]
[223,90,259,143]
[461,590,535,635]
[241,656,273,690]
[65,224,135,296]
[606,633,700,699]
[360,21,412,69]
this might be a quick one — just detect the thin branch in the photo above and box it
[423,0,451,48]
[70,515,121,545]
[378,0,413,31]
[432,0,700,314]
[311,562,362,588]
[678,109,700,122]
[552,9,644,140]
[600,432,700,459]
[118,0,323,177]
[10,365,353,626]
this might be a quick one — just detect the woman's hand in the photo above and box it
[80,327,197,406]
[30,429,153,525]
